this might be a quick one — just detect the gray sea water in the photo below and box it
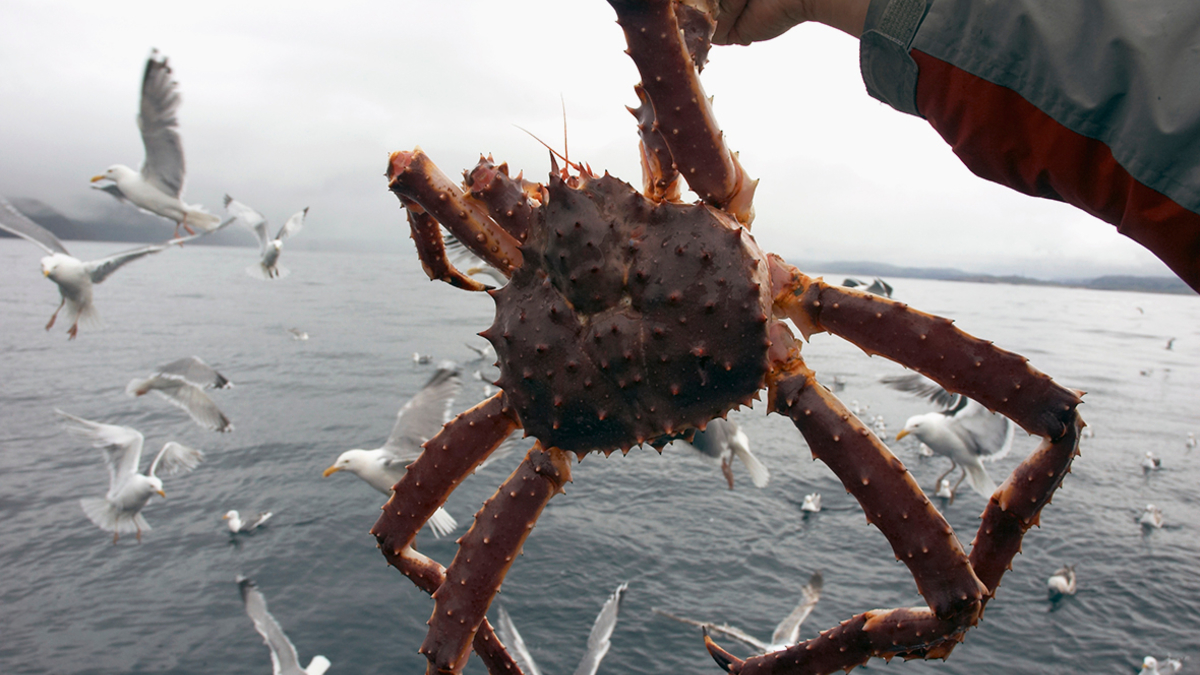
[1,238,1198,674]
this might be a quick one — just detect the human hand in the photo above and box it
[713,0,868,44]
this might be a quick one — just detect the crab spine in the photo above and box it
[420,443,573,674]
[464,157,540,244]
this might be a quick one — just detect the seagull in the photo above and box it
[495,582,628,675]
[885,372,1014,499]
[413,352,433,365]
[236,576,331,675]
[0,196,217,338]
[465,341,497,363]
[655,571,823,654]
[224,510,273,534]
[90,50,220,236]
[1139,504,1165,529]
[126,356,233,432]
[841,277,893,297]
[58,410,204,543]
[1142,451,1163,473]
[935,479,954,501]
[800,493,821,513]
[1140,656,1184,675]
[223,195,307,279]
[287,328,309,341]
[1046,565,1076,600]
[1186,432,1196,450]
[674,418,769,490]
[324,367,462,537]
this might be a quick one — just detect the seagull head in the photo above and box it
[149,475,166,498]
[323,449,368,478]
[91,165,135,184]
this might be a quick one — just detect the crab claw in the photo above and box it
[704,627,743,673]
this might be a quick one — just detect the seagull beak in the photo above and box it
[156,489,167,497]
[90,174,107,183]
[221,513,230,520]
[895,429,910,441]
[42,269,50,277]
[323,465,341,477]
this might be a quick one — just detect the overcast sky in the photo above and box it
[0,0,1175,278]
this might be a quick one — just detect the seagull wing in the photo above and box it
[770,571,823,648]
[157,355,232,389]
[881,372,962,410]
[274,207,307,241]
[83,241,173,284]
[687,420,731,460]
[573,582,628,675]
[148,441,204,478]
[0,197,69,255]
[145,376,233,432]
[494,606,543,675]
[652,608,770,654]
[224,195,271,251]
[381,367,462,458]
[57,410,144,494]
[948,399,1015,461]
[238,576,303,675]
[138,50,186,199]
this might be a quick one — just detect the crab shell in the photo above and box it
[481,170,772,456]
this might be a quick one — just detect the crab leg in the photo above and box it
[609,0,757,224]
[388,148,524,275]
[421,442,573,675]
[403,200,492,292]
[770,257,1082,440]
[372,393,518,558]
[769,354,988,625]
[394,545,526,675]
[464,157,541,245]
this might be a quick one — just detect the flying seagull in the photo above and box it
[674,418,769,490]
[655,571,823,654]
[495,582,628,675]
[90,50,220,236]
[223,195,307,279]
[0,196,221,338]
[324,366,462,537]
[236,575,331,675]
[885,372,1014,499]
[126,356,233,432]
[58,410,204,543]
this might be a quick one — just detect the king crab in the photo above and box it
[371,1,1084,673]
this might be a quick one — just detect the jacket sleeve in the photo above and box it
[859,0,1200,292]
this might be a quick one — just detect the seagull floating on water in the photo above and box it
[90,50,220,236]
[885,372,1014,499]
[655,571,823,654]
[673,418,769,490]
[237,575,331,675]
[1141,451,1163,473]
[224,510,273,534]
[801,493,821,513]
[224,195,307,279]
[1139,504,1165,529]
[324,367,462,537]
[0,197,217,338]
[126,356,233,432]
[495,582,628,675]
[1186,433,1196,450]
[287,328,309,341]
[1046,565,1076,601]
[1139,655,1184,675]
[935,479,954,501]
[58,410,203,543]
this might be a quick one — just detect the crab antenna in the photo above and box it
[561,94,569,169]
[512,123,583,173]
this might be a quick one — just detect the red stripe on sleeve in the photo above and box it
[911,49,1200,292]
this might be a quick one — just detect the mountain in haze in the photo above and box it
[793,259,1196,296]
[1,196,254,247]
